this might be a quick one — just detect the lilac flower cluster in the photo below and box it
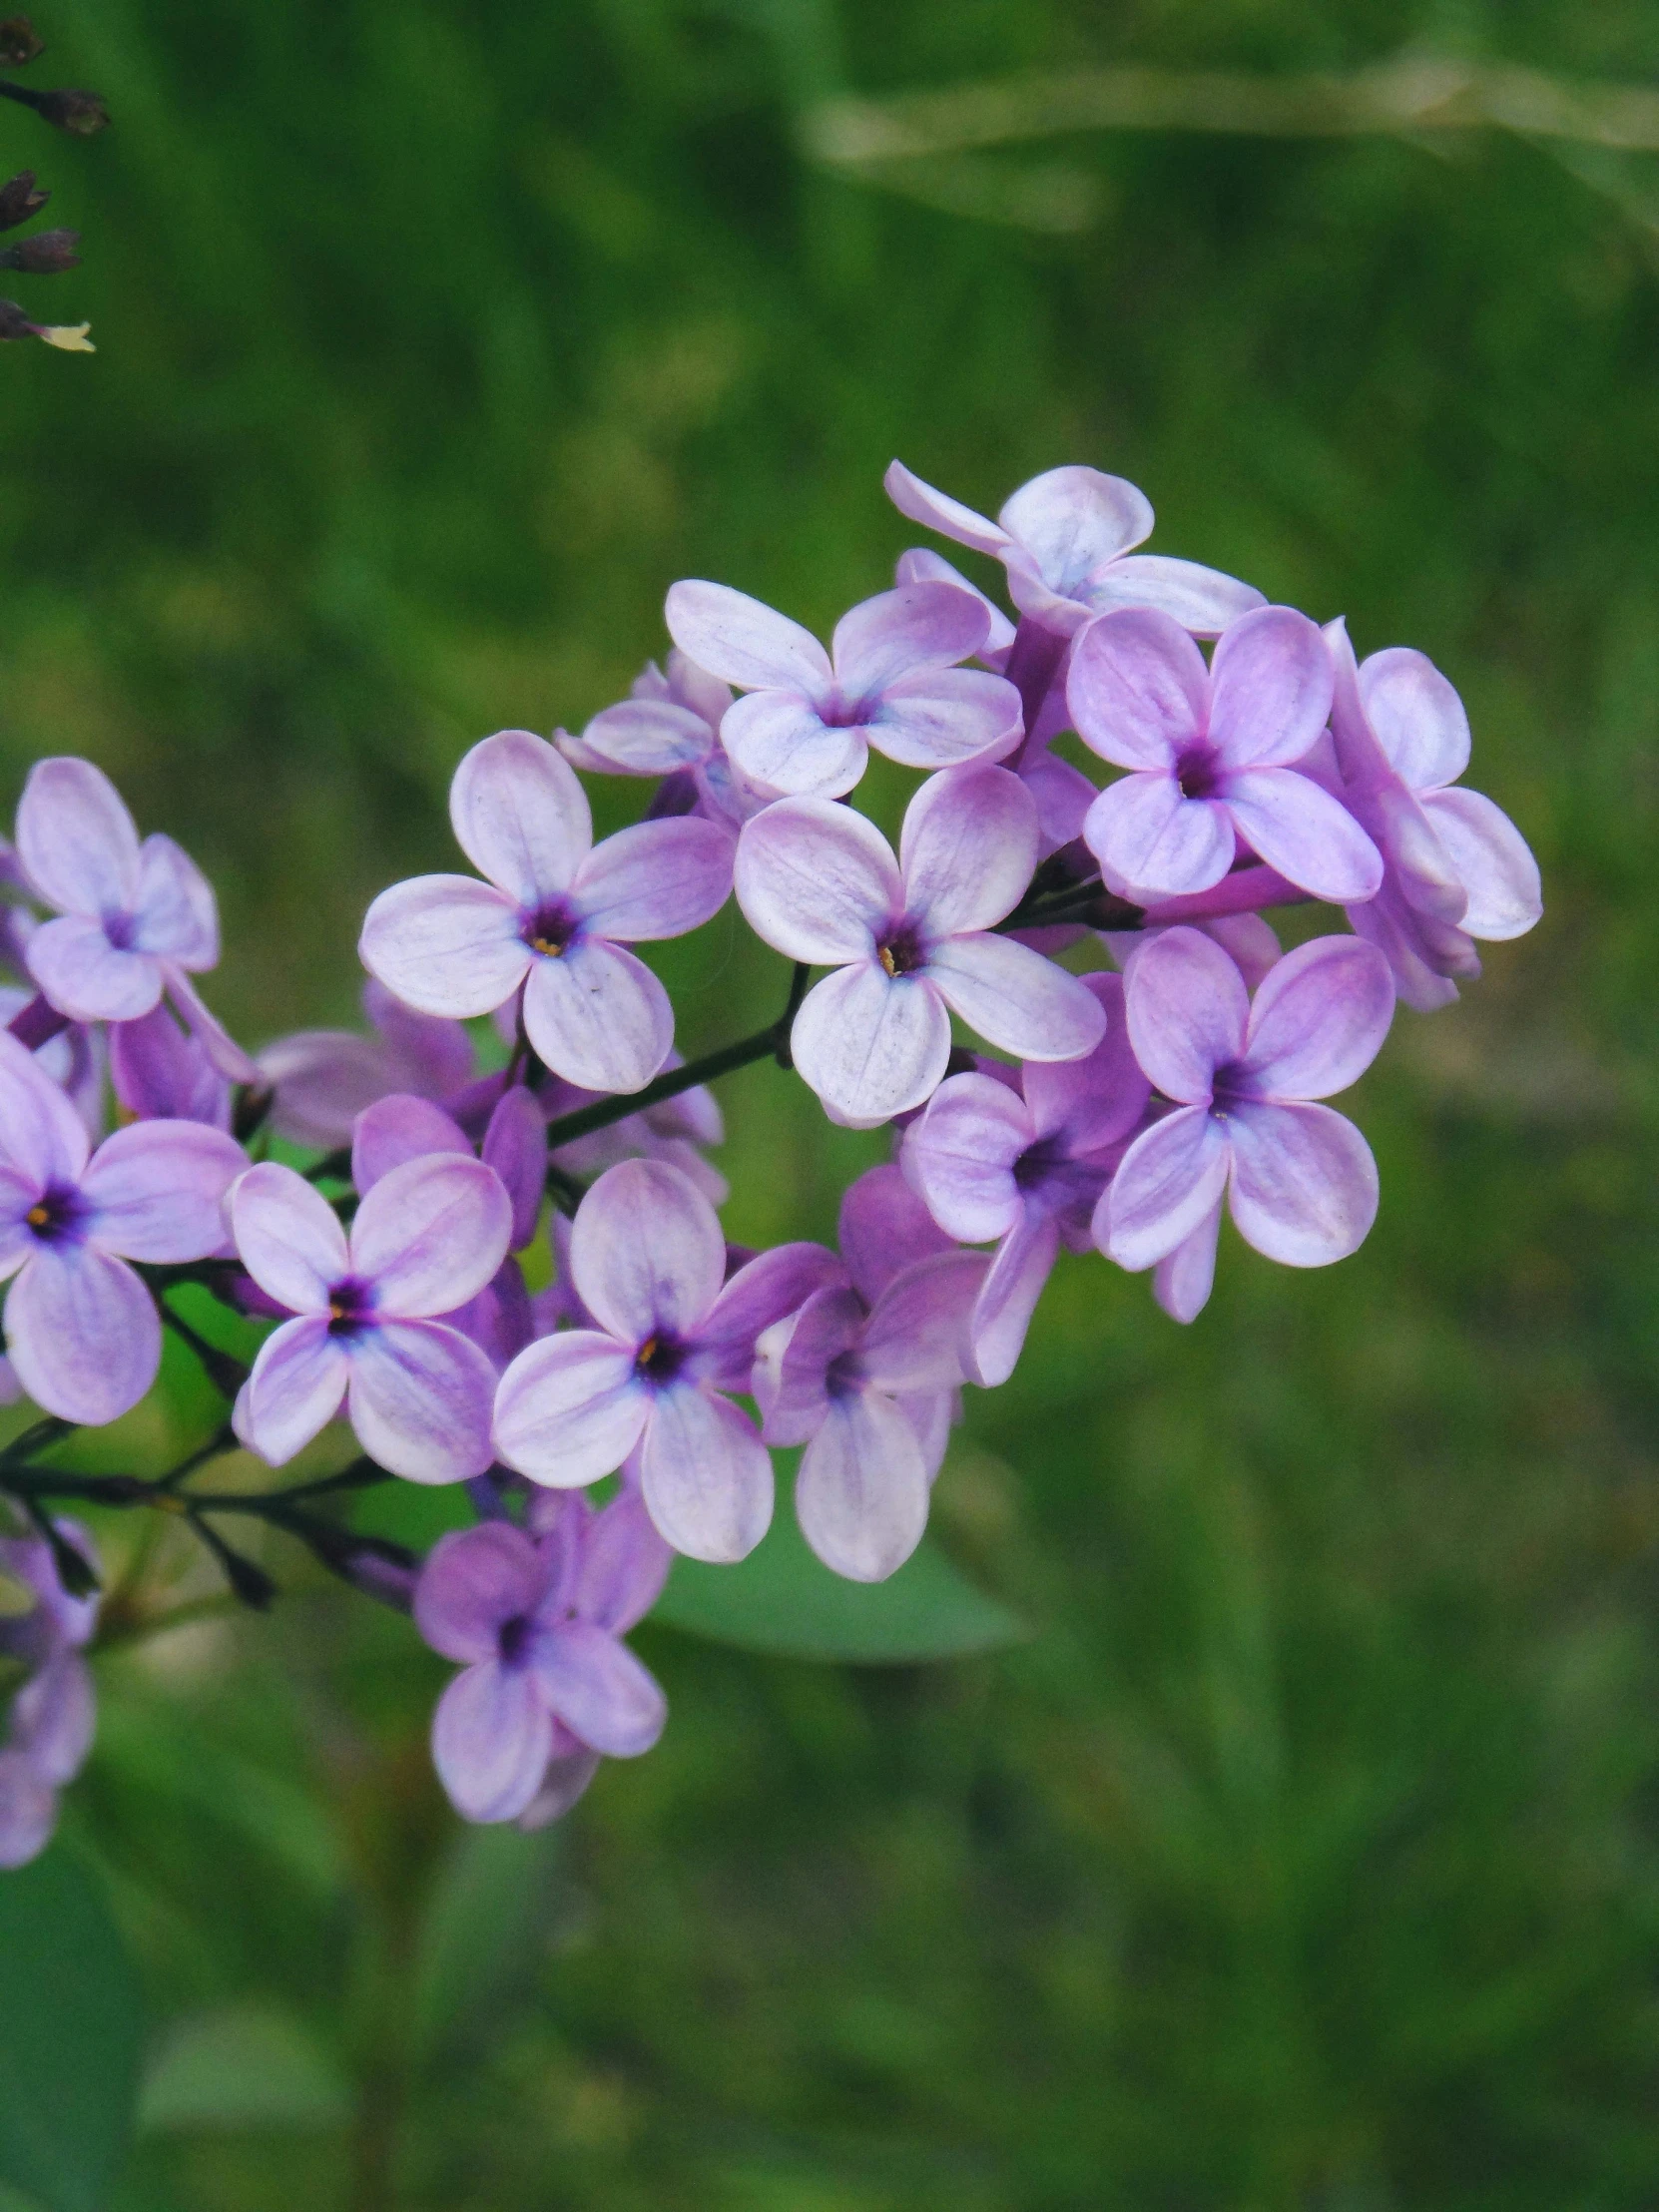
[0,457,1540,1856]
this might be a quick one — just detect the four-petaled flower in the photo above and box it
[559,651,774,830]
[0,1518,99,1869]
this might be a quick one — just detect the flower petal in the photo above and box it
[858,1249,987,1391]
[1225,1099,1379,1267]
[132,834,219,965]
[836,1161,955,1306]
[431,1659,553,1823]
[26,914,162,1023]
[883,460,1010,559]
[5,1245,161,1423]
[758,1284,864,1445]
[229,1161,346,1315]
[734,798,900,963]
[966,1212,1059,1386]
[1153,1200,1222,1323]
[11,1651,94,1785]
[80,1120,248,1262]
[720,691,866,798]
[1122,925,1247,1102]
[448,728,591,905]
[925,933,1107,1063]
[664,580,832,694]
[566,1488,673,1634]
[1207,605,1335,770]
[893,548,1017,661]
[109,1004,229,1127]
[482,1085,546,1250]
[358,874,528,1017]
[1075,553,1265,637]
[1218,770,1383,902]
[529,1619,666,1757]
[867,668,1023,773]
[1419,788,1542,941]
[699,1240,846,1394]
[1240,935,1393,1100]
[570,818,733,942]
[999,466,1154,584]
[1102,1106,1231,1272]
[493,1332,649,1486]
[1358,647,1470,792]
[640,1382,773,1562]
[0,1029,91,1187]
[351,1153,513,1317]
[522,937,673,1096]
[578,697,713,774]
[416,1522,546,1663]
[903,1072,1031,1243]
[831,581,989,692]
[1082,775,1234,899]
[0,1751,57,1869]
[1066,606,1208,770]
[242,1317,349,1463]
[16,757,141,917]
[1021,971,1150,1151]
[795,1387,930,1583]
[899,765,1037,938]
[350,1093,470,1195]
[569,1156,725,1345]
[789,963,951,1128]
[346,1318,500,1482]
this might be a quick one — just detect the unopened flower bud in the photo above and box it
[0,17,44,68]
[0,170,47,230]
[0,226,77,273]
[0,81,108,134]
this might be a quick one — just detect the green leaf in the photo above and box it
[139,2006,349,2134]
[409,1821,566,2069]
[650,1501,1027,1664]
[0,1844,143,2212]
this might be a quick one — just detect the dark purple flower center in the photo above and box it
[521,900,579,959]
[825,1348,864,1400]
[636,1332,687,1385]
[23,1181,85,1246]
[1014,1136,1104,1217]
[1175,742,1221,802]
[102,909,138,951]
[325,1277,377,1338]
[877,918,927,979]
[497,1613,533,1666]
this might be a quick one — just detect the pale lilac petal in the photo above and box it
[903,1072,1031,1243]
[1021,971,1150,1152]
[1207,606,1335,770]
[1103,1106,1231,1271]
[1348,890,1463,1013]
[431,1660,553,1824]
[1082,775,1234,899]
[1419,788,1542,941]
[1196,912,1283,991]
[366,981,477,1094]
[15,757,141,916]
[1240,936,1393,1100]
[5,1245,160,1423]
[0,1176,36,1284]
[448,729,591,904]
[1225,1100,1379,1267]
[968,1212,1059,1386]
[897,1387,955,1481]
[892,548,1016,658]
[516,1747,602,1830]
[11,1651,94,1785]
[899,765,1038,937]
[0,1751,57,1869]
[351,1154,513,1318]
[1021,753,1097,855]
[567,1490,673,1634]
[1066,606,1208,770]
[999,466,1154,584]
[570,1157,724,1344]
[578,698,714,774]
[733,798,900,963]
[721,691,866,798]
[882,460,1009,559]
[79,1120,248,1262]
[640,1382,773,1562]
[837,1161,953,1306]
[1153,1201,1221,1323]
[242,1317,348,1463]
[416,1521,546,1662]
[1123,925,1247,1102]
[522,937,673,1095]
[699,1240,845,1394]
[109,1004,229,1127]
[345,1318,499,1482]
[26,914,162,1023]
[482,1086,546,1250]
[529,1620,666,1757]
[664,580,832,694]
[350,1094,469,1195]
[257,1034,387,1147]
[1364,782,1467,925]
[796,1389,929,1583]
[759,1285,864,1446]
[358,875,528,1016]
[229,1162,346,1316]
[858,1250,987,1391]
[868,668,1023,773]
[0,1029,91,1186]
[1358,647,1470,791]
[831,581,989,692]
[132,834,219,965]
[493,1332,649,1486]
[789,963,951,1128]
[1218,770,1383,902]
[1077,553,1265,636]
[925,934,1107,1063]
[570,818,733,941]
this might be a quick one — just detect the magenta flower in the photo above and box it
[0,1031,246,1422]
[414,1489,670,1825]
[1068,604,1382,904]
[1100,927,1394,1320]
[258,980,478,1150]
[664,578,1022,798]
[1325,621,1542,1010]
[492,1159,841,1562]
[902,973,1150,1384]
[359,729,734,1095]
[559,651,774,831]
[734,766,1107,1128]
[231,1154,513,1481]
[0,1518,99,1869]
[885,460,1264,639]
[15,757,253,1077]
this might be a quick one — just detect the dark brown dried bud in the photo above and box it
[0,80,108,133]
[0,17,44,68]
[0,224,77,272]
[0,293,37,338]
[0,169,46,229]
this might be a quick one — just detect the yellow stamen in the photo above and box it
[530,936,562,957]
[878,945,897,977]
[25,1205,49,1229]
[638,1335,657,1366]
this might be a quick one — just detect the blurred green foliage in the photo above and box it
[0,0,1657,2204]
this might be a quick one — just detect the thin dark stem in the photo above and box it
[0,1414,77,1467]
[160,1301,251,1398]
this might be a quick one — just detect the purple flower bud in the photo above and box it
[0,170,48,231]
[0,224,75,272]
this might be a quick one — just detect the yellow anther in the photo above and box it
[25,1205,48,1229]
[878,945,897,977]
[530,936,562,957]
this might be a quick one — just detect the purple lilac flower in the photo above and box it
[734,766,1107,1128]
[559,652,774,831]
[893,548,1017,669]
[257,980,477,1151]
[0,1518,99,1869]
[492,1158,841,1562]
[1067,604,1382,905]
[0,983,103,1143]
[885,461,1264,639]
[1324,620,1542,1011]
[14,757,255,1078]
[0,1031,246,1421]
[902,973,1150,1383]
[359,730,733,1096]
[664,578,1023,798]
[1099,927,1394,1321]
[755,1165,986,1582]
[414,1488,670,1825]
[231,1153,512,1481]
[110,1001,231,1128]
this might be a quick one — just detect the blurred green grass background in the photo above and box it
[6,0,1659,2204]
